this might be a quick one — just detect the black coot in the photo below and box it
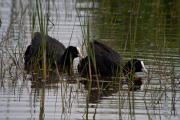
[78,40,147,78]
[24,32,81,75]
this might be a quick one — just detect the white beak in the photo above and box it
[141,61,148,73]
[77,47,83,59]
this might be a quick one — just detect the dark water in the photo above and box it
[0,0,180,120]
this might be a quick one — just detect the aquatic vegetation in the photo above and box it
[0,0,179,120]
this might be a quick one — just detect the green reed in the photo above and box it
[76,1,102,119]
[0,0,179,120]
[78,0,179,119]
[30,0,51,119]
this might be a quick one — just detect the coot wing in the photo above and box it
[92,40,122,66]
[91,40,123,76]
[31,32,66,57]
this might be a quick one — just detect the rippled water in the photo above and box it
[0,0,180,120]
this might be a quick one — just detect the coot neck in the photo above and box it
[60,53,74,75]
[122,65,136,77]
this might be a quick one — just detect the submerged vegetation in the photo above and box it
[0,0,180,120]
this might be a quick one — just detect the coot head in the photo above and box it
[63,46,81,59]
[58,46,81,74]
[123,59,148,76]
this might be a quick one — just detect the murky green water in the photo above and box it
[0,0,180,120]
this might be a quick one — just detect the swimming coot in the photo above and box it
[78,40,147,78]
[24,32,81,75]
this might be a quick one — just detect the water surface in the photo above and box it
[0,0,180,120]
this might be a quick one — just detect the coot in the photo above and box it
[24,32,81,75]
[78,40,147,77]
